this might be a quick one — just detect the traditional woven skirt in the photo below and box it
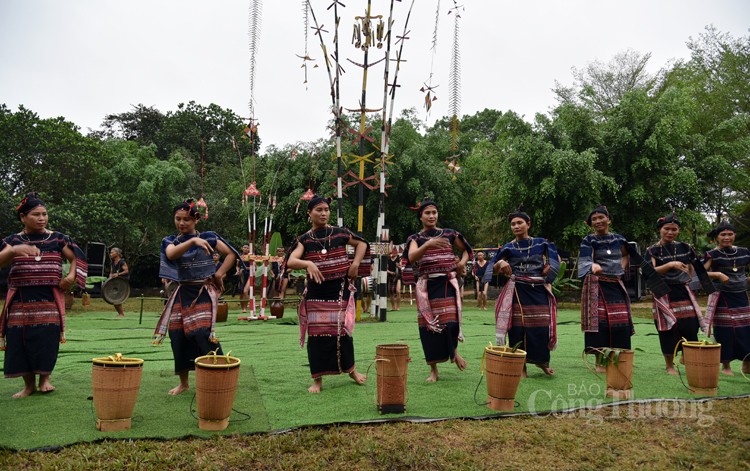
[509,282,552,365]
[304,279,356,378]
[655,284,699,355]
[418,276,460,365]
[3,286,61,378]
[712,291,750,362]
[167,284,222,374]
[387,275,399,296]
[584,280,633,351]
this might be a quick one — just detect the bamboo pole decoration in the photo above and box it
[258,158,284,317]
[446,1,464,178]
[373,0,415,322]
[306,0,345,226]
[242,0,264,319]
[351,0,380,234]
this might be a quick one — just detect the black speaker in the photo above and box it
[624,241,644,302]
[86,243,107,277]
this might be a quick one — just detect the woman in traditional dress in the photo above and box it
[108,247,129,317]
[646,214,708,375]
[486,207,559,376]
[286,195,369,393]
[401,257,416,306]
[270,246,289,299]
[703,221,750,376]
[387,247,402,311]
[152,199,239,395]
[578,205,633,370]
[0,192,87,398]
[473,251,489,310]
[404,197,472,382]
[236,244,252,313]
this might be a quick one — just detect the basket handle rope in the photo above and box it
[105,353,124,363]
[473,343,492,406]
[203,348,234,365]
[672,337,694,393]
[368,348,413,408]
[582,347,606,381]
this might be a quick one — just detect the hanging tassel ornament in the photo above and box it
[196,197,209,220]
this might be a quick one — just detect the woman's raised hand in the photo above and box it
[306,261,324,284]
[193,237,213,255]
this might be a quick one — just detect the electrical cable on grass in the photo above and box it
[190,393,252,424]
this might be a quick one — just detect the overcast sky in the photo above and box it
[1,1,748,153]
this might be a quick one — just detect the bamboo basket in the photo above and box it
[194,352,241,431]
[681,340,721,396]
[605,349,634,399]
[91,354,144,431]
[216,301,229,323]
[484,345,526,411]
[375,344,410,414]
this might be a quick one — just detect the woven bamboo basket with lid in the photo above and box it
[194,351,241,431]
[91,353,144,431]
[677,339,721,396]
[375,344,410,414]
[483,345,526,411]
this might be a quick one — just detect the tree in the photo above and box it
[464,110,616,250]
[555,49,656,114]
[0,104,106,238]
[664,26,750,222]
[157,101,258,164]
[95,104,166,146]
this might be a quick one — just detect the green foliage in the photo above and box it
[593,347,630,368]
[60,260,108,292]
[1,26,747,283]
[269,232,283,254]
[551,261,581,298]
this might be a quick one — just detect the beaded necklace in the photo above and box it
[594,234,613,255]
[721,246,739,272]
[513,237,532,271]
[175,231,200,243]
[419,228,444,240]
[658,241,679,261]
[18,230,52,261]
[308,225,333,255]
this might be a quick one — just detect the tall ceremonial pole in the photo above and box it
[243,0,263,318]
[306,0,344,226]
[374,0,414,321]
[349,0,384,234]
[259,160,283,317]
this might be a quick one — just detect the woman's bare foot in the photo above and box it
[308,377,322,393]
[38,375,56,393]
[426,365,439,382]
[12,386,36,398]
[536,364,555,376]
[521,365,528,378]
[168,383,189,395]
[721,367,734,376]
[349,370,366,385]
[665,366,678,376]
[13,375,36,398]
[595,365,606,374]
[742,361,750,375]
[453,353,467,371]
[169,372,189,395]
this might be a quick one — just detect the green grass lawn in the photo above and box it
[1,298,748,450]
